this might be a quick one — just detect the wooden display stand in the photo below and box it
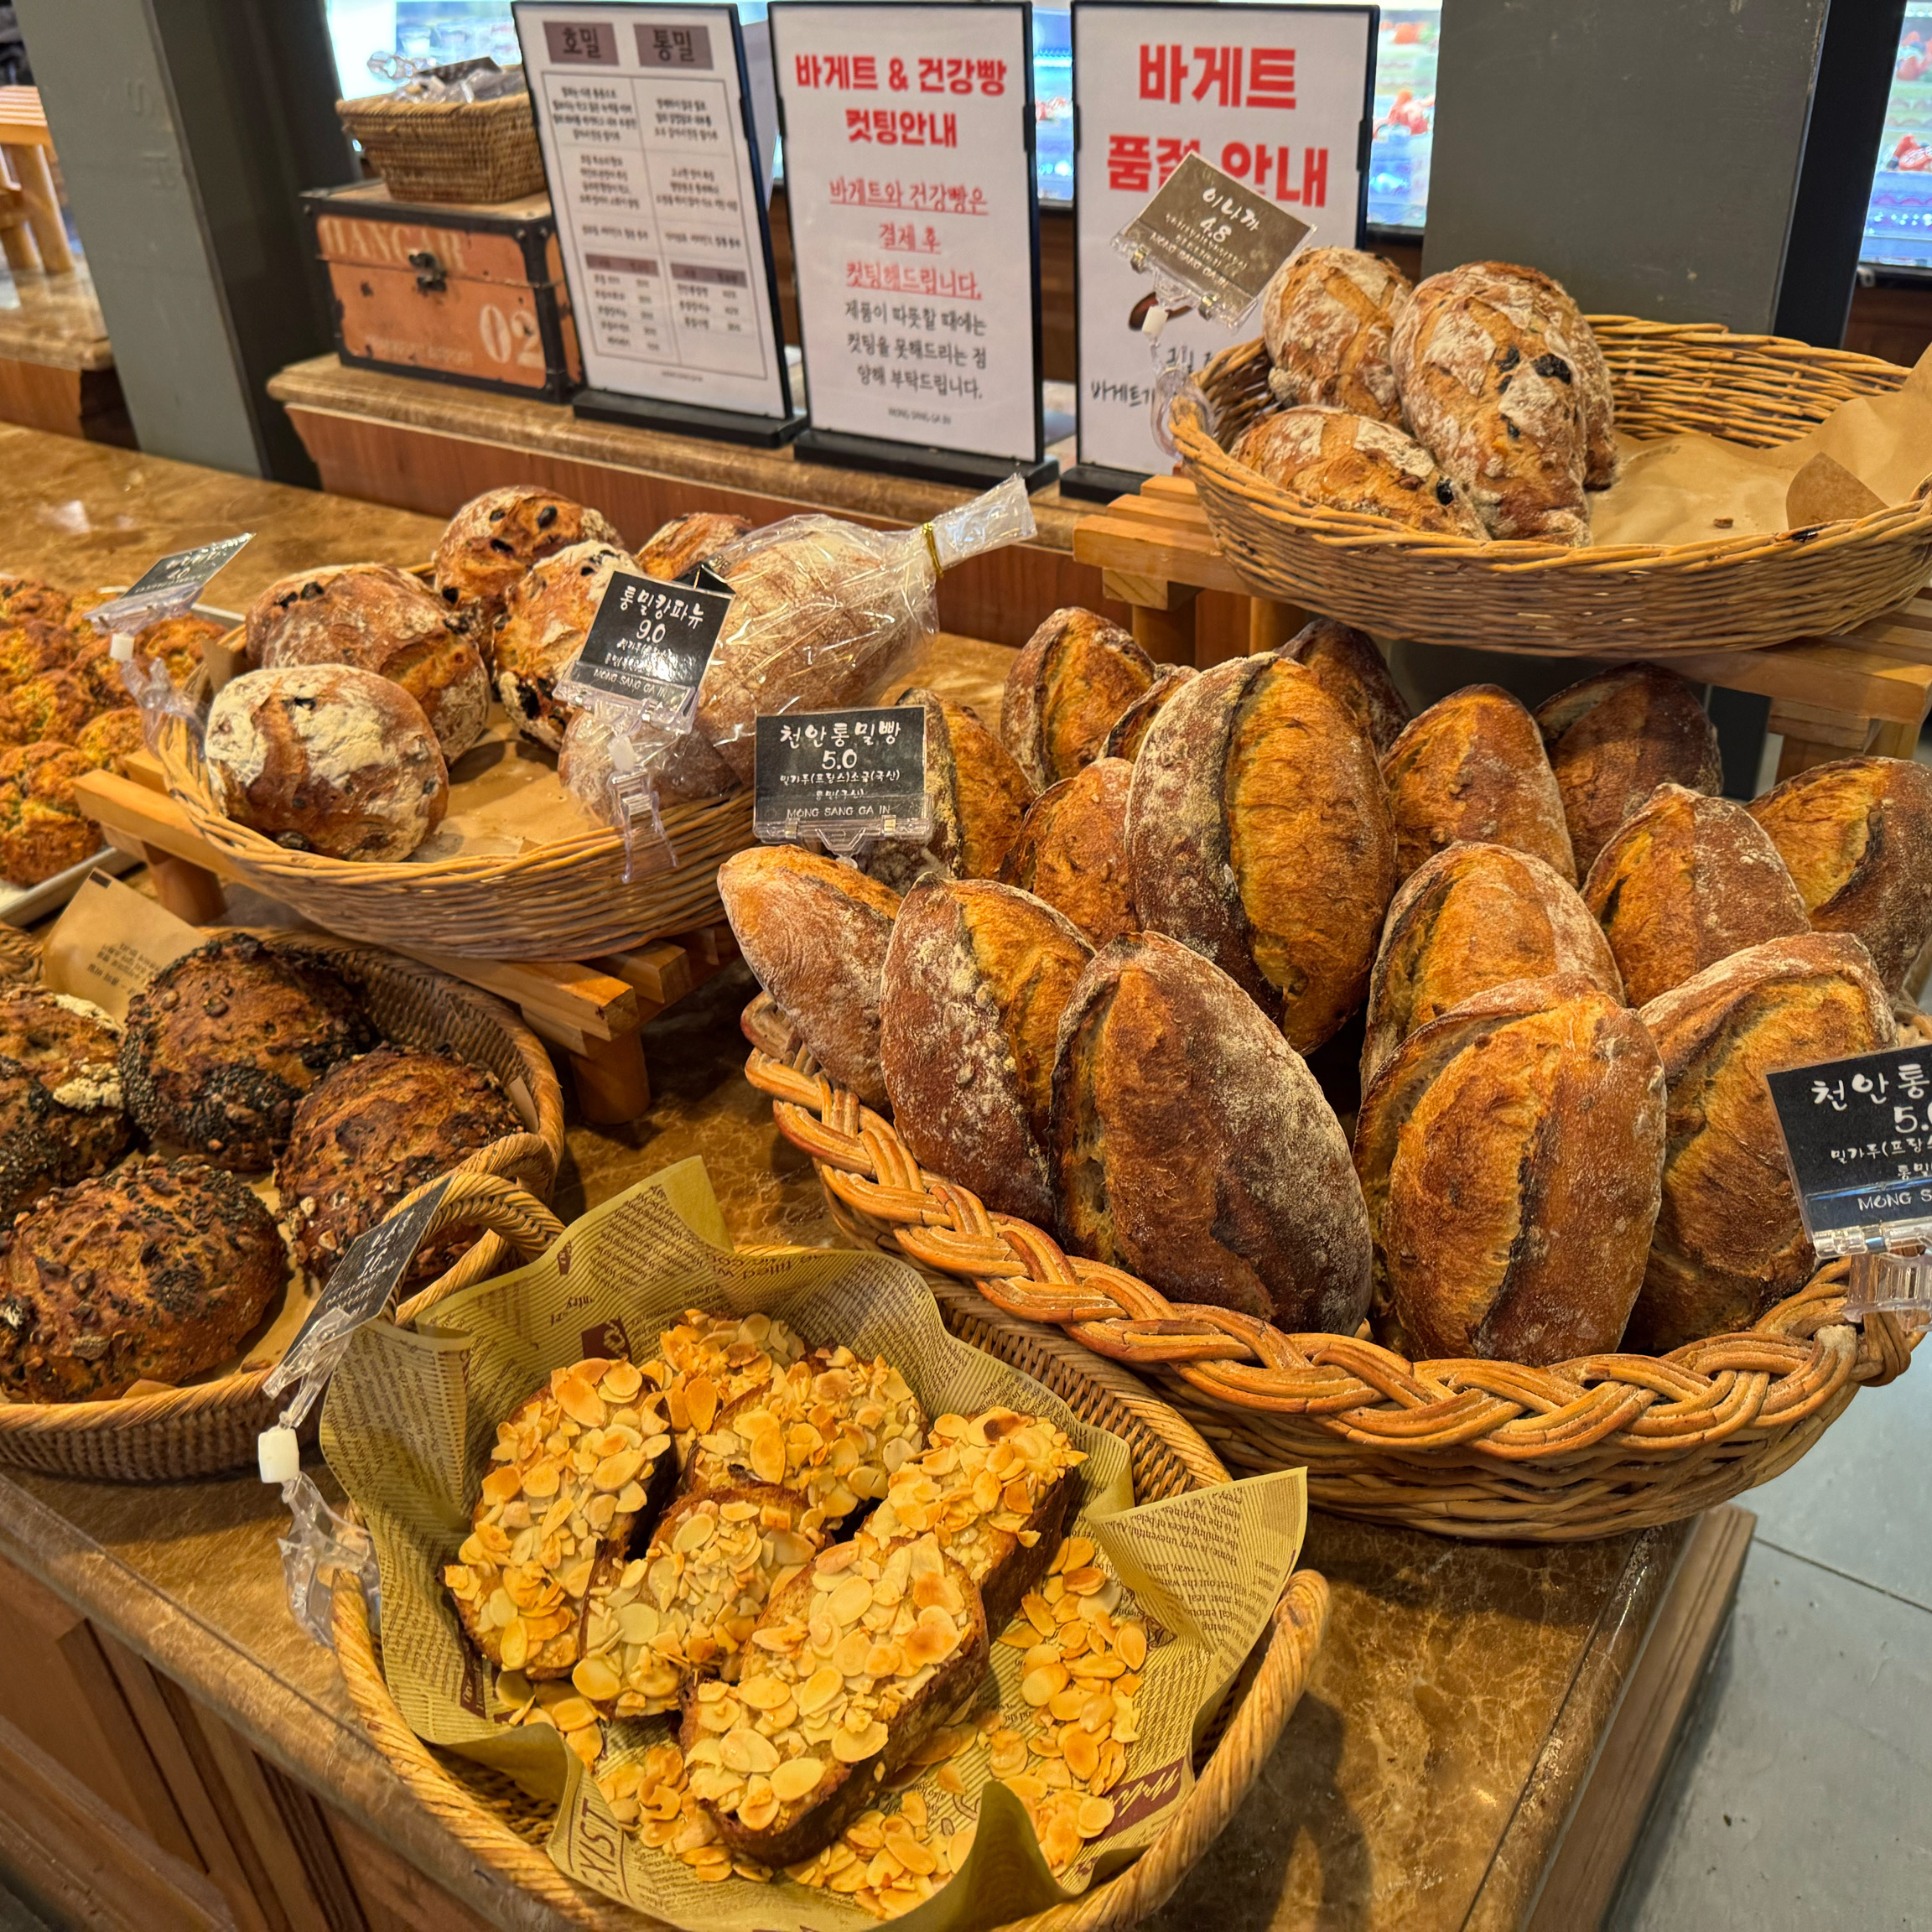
[1072,477,1932,777]
[71,757,738,1125]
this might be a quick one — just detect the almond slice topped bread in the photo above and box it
[444,1358,677,1679]
[680,1532,990,1867]
[641,1308,809,1464]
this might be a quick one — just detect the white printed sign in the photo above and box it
[1073,2,1374,478]
[771,3,1041,463]
[515,3,793,420]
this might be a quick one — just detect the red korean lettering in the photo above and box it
[1107,132,1151,193]
[1192,46,1242,106]
[976,59,1006,95]
[947,57,970,94]
[794,53,819,88]
[853,55,877,90]
[827,54,849,87]
[1155,136,1199,183]
[1139,44,1187,105]
[1301,147,1327,206]
[918,55,944,92]
[875,106,896,143]
[846,106,872,141]
[1248,47,1295,108]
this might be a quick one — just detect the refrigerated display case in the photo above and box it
[1862,3,1932,272]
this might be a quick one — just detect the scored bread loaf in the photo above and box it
[1280,616,1412,755]
[1382,684,1576,885]
[1232,405,1487,537]
[1002,609,1156,792]
[638,511,754,582]
[1748,755,1932,995]
[879,878,1091,1223]
[1130,652,1395,1052]
[1052,931,1372,1330]
[717,846,901,1109]
[493,539,641,751]
[1261,246,1413,423]
[432,486,623,631]
[1101,664,1195,762]
[1631,932,1893,1353]
[1361,842,1622,1088]
[1583,784,1809,1006]
[1355,975,1665,1363]
[1535,664,1722,875]
[999,758,1135,947]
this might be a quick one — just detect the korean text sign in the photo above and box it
[771,3,1041,463]
[1072,3,1374,476]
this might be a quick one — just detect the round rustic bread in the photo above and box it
[0,667,102,745]
[1001,609,1156,792]
[277,1045,522,1285]
[1100,665,1194,762]
[432,487,623,632]
[245,563,426,664]
[0,1155,285,1402]
[1361,842,1622,1088]
[0,620,69,693]
[1232,405,1487,537]
[120,934,380,1171]
[0,987,128,1180]
[718,846,901,1109]
[1130,652,1395,1053]
[0,1057,72,1223]
[204,663,449,862]
[880,880,1091,1224]
[865,690,1033,893]
[0,580,71,627]
[1583,784,1809,1006]
[1355,974,1665,1363]
[493,540,641,751]
[1051,931,1371,1331]
[1280,616,1411,755]
[1747,755,1932,995]
[999,758,1135,948]
[0,744,102,885]
[639,512,755,582]
[127,613,221,687]
[1262,246,1413,423]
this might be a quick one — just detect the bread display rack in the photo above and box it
[0,938,566,1481]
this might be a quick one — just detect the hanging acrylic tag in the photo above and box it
[605,730,678,881]
[86,532,253,636]
[752,703,930,855]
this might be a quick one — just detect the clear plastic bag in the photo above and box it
[558,704,680,879]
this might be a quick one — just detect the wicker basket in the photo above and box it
[330,1210,1331,1932]
[0,936,567,1481]
[1178,320,1932,656]
[337,88,546,205]
[741,995,1921,1543]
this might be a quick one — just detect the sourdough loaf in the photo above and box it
[1001,609,1156,791]
[998,758,1135,947]
[1101,665,1194,761]
[493,539,641,751]
[1232,405,1486,537]
[0,987,128,1180]
[865,690,1033,892]
[638,512,754,582]
[432,487,623,632]
[1261,246,1412,423]
[1281,616,1412,754]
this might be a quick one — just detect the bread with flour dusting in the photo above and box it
[1232,405,1486,537]
[494,539,641,751]
[1280,616,1411,754]
[1261,246,1412,423]
[999,757,1135,947]
[432,486,623,631]
[1001,609,1155,791]
[1100,665,1194,762]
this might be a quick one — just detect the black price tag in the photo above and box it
[89,532,254,632]
[1767,1045,1932,1257]
[559,569,735,723]
[753,704,929,854]
[1113,152,1311,324]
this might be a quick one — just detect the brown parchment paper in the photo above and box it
[409,718,595,863]
[319,1159,1308,1932]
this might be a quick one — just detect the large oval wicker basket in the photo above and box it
[0,934,567,1481]
[740,995,1919,1543]
[330,1199,1331,1932]
[1178,319,1932,656]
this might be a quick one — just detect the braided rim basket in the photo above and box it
[337,87,546,205]
[740,993,1920,1543]
[0,933,566,1482]
[1177,319,1932,656]
[327,1189,1330,1932]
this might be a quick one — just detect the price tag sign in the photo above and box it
[556,569,735,724]
[1113,150,1311,324]
[86,532,253,633]
[753,704,929,853]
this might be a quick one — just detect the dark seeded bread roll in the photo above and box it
[1748,756,1932,994]
[1101,665,1195,762]
[493,540,642,751]
[1362,842,1621,1088]
[1232,405,1488,536]
[0,1057,70,1222]
[999,758,1135,947]
[1281,617,1411,756]
[0,988,128,1180]
[717,847,901,1109]
[1129,653,1395,1052]
[1001,609,1156,791]
[0,1156,285,1401]
[1535,664,1722,875]
[1584,784,1809,1006]
[432,486,623,632]
[1261,246,1412,423]
[0,745,102,885]
[1382,684,1576,885]
[638,512,754,582]
[1629,932,1893,1353]
[1355,975,1665,1363]
[880,879,1091,1223]
[1052,931,1371,1330]
[120,934,380,1171]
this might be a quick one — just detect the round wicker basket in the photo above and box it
[1178,319,1932,657]
[330,1222,1330,1932]
[0,935,567,1482]
[740,994,1920,1543]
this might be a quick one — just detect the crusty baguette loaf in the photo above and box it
[865,689,1034,892]
[1361,841,1622,1088]
[1101,665,1195,762]
[1355,975,1665,1363]
[1583,784,1809,1006]
[1629,932,1893,1353]
[879,879,1091,1223]
[997,759,1135,948]
[1128,652,1394,1052]
[1382,684,1576,885]
[1535,664,1722,875]
[1747,755,1932,994]
[1261,246,1412,423]
[1232,406,1486,537]
[1052,931,1372,1330]
[716,846,901,1109]
[1001,609,1156,790]
[1281,617,1411,755]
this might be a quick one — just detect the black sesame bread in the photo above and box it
[0,1057,72,1223]
[0,987,129,1179]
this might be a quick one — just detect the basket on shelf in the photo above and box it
[330,1176,1330,1932]
[336,87,545,205]
[1178,320,1932,657]
[0,937,566,1481]
[740,993,1920,1544]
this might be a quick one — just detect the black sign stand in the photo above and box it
[792,427,1058,492]
[574,388,807,449]
[1058,460,1156,505]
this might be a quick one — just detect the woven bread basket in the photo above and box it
[336,87,546,205]
[741,993,1920,1544]
[330,1192,1331,1932]
[0,935,566,1481]
[1177,319,1932,656]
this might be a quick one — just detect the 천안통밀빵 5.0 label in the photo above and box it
[752,703,930,854]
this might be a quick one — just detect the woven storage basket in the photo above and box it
[330,1197,1331,1932]
[337,88,546,205]
[0,935,566,1481]
[1178,319,1932,656]
[741,994,1921,1543]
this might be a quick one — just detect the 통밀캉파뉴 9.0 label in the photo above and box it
[558,570,735,725]
[752,704,929,853]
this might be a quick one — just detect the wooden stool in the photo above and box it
[0,88,75,275]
